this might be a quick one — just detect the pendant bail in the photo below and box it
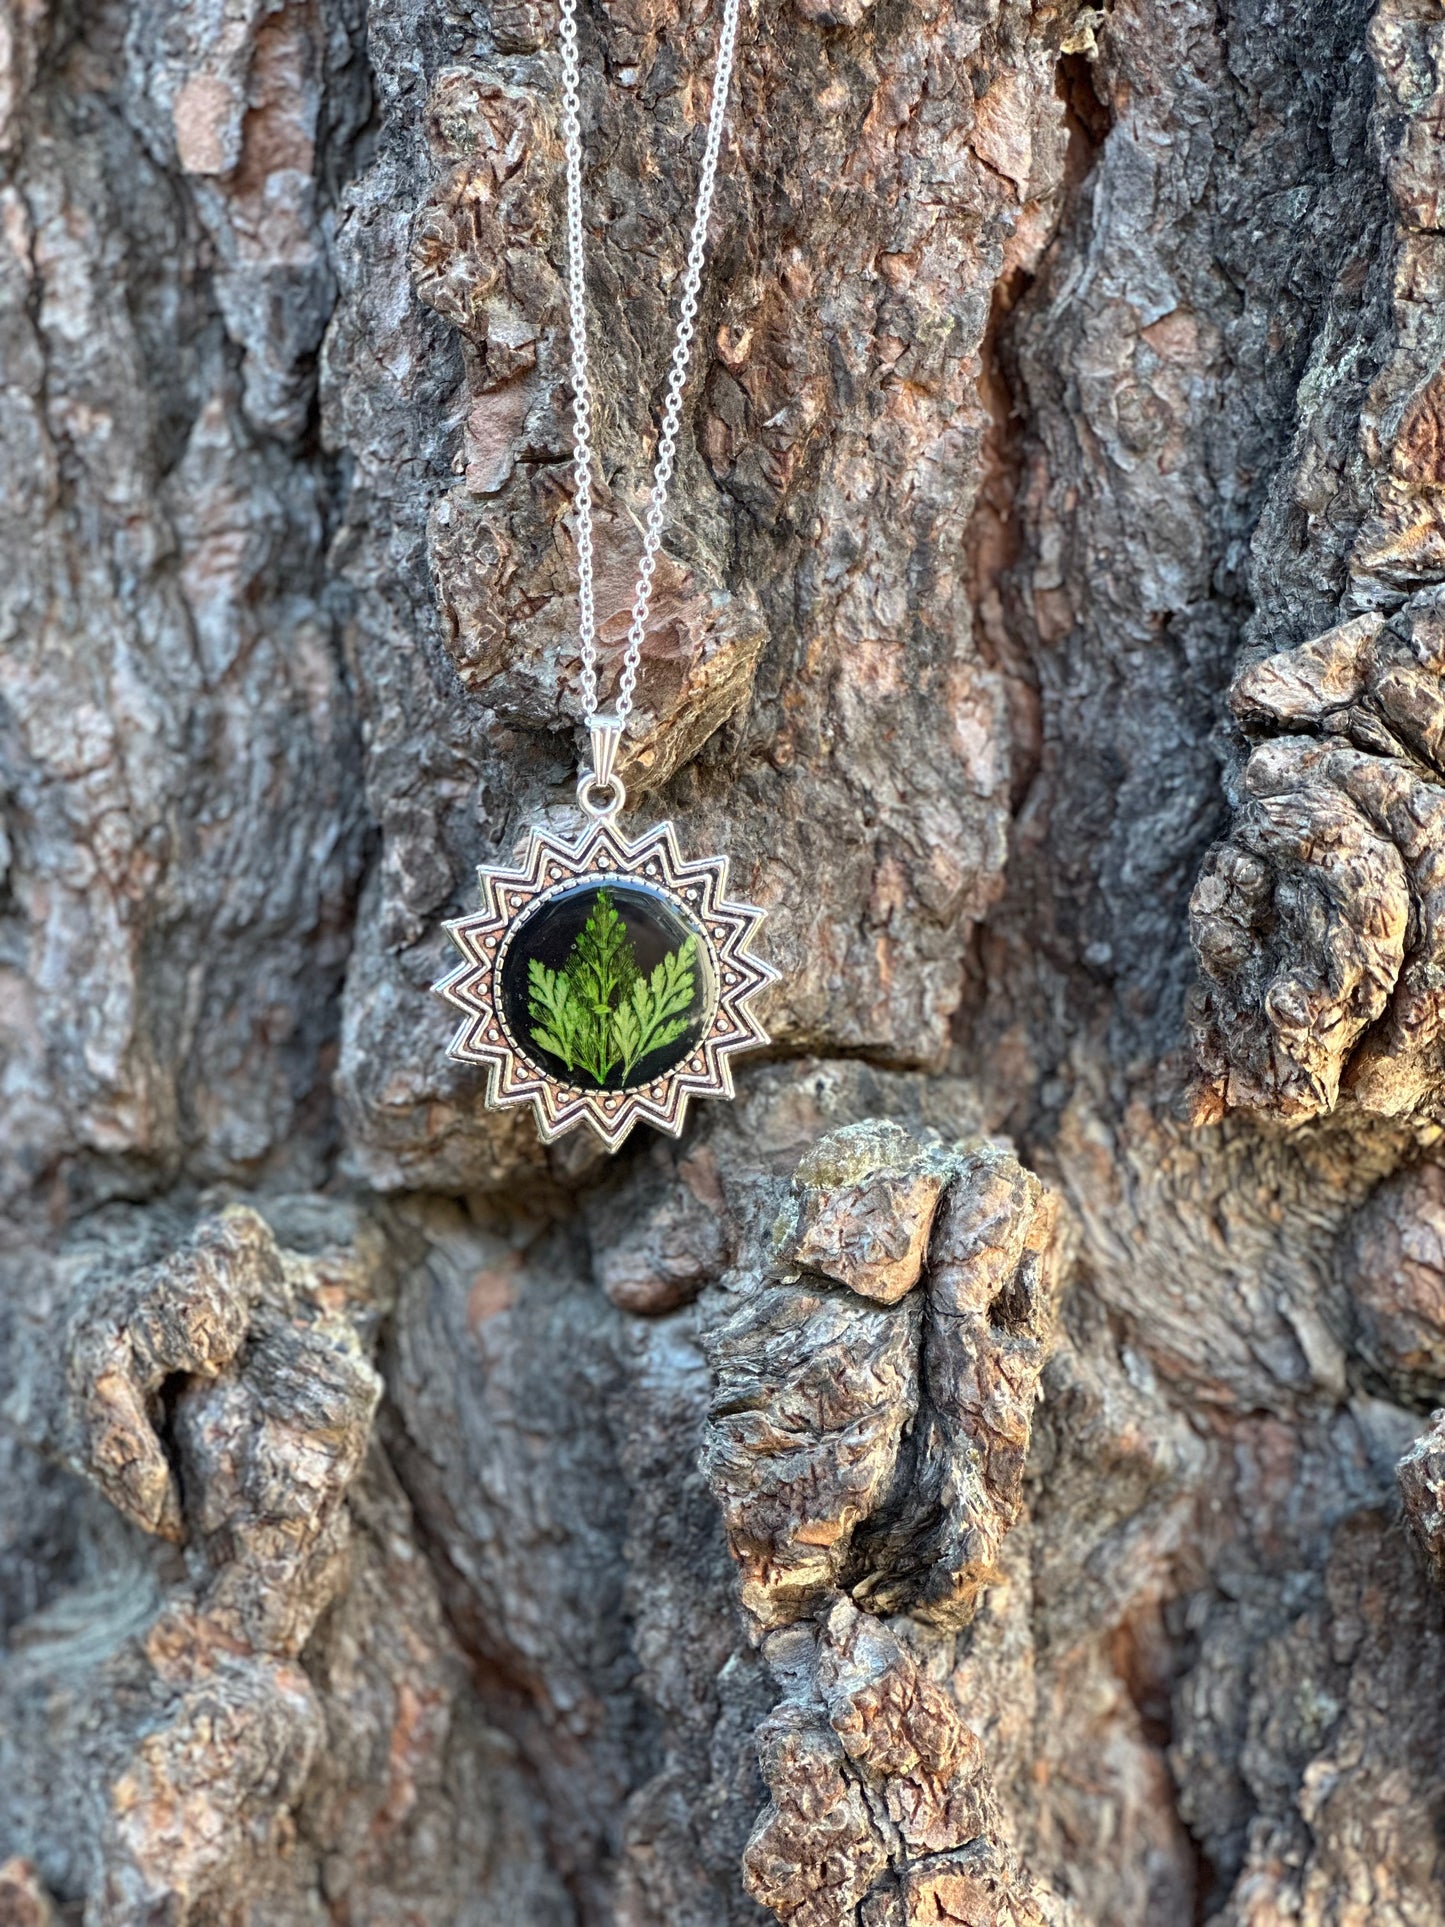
[588,714,624,790]
[579,713,627,819]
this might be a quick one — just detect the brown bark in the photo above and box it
[4,0,1445,1919]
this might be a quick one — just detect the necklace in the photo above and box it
[434,0,777,1153]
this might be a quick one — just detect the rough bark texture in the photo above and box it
[7,0,1445,1920]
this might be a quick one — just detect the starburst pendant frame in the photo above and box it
[434,816,778,1151]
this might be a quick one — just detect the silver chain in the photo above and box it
[558,0,744,735]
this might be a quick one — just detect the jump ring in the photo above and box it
[577,771,627,820]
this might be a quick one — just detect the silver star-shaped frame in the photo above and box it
[434,816,778,1150]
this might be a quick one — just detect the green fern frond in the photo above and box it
[526,893,697,1088]
[616,936,698,1078]
[527,958,583,1073]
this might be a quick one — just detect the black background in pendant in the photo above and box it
[501,881,713,1092]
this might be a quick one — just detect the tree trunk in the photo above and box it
[4,0,1445,1918]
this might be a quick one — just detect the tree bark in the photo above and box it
[3,0,1445,1919]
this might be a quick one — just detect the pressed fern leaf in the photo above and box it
[616,935,697,1077]
[527,959,583,1071]
[561,890,638,1083]
[565,892,638,1010]
[526,892,698,1087]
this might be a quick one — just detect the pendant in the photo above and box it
[434,720,778,1151]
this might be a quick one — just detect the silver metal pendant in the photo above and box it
[434,724,777,1151]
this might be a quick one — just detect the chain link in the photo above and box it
[557,0,744,729]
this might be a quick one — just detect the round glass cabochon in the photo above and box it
[500,881,715,1092]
